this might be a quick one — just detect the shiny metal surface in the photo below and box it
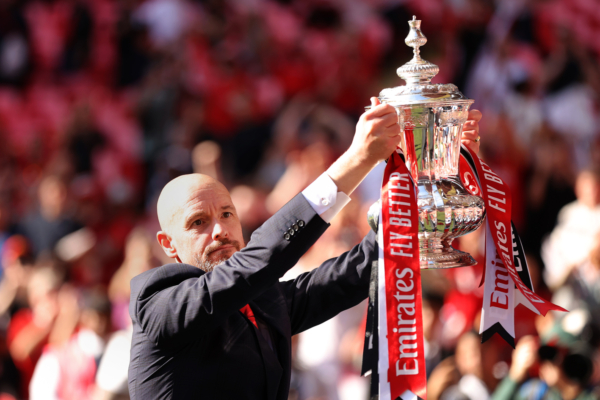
[367,199,380,232]
[371,16,485,269]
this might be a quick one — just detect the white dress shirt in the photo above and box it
[301,173,351,223]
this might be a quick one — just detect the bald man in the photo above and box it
[128,100,482,399]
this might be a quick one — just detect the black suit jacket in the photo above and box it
[128,194,377,399]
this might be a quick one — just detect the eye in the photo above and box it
[223,212,232,218]
[192,219,203,226]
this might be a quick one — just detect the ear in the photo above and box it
[157,231,179,261]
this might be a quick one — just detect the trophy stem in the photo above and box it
[419,237,477,269]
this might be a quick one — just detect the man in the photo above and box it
[542,167,600,289]
[128,99,482,399]
[19,176,81,257]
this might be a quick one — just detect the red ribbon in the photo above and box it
[461,147,566,316]
[459,155,482,197]
[381,151,427,399]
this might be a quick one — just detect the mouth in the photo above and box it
[208,244,236,255]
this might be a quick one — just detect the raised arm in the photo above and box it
[282,230,377,335]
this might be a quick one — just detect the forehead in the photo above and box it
[179,184,232,218]
[185,184,230,206]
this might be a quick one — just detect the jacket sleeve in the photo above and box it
[491,376,541,400]
[281,229,377,335]
[130,194,329,348]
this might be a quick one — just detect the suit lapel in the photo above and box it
[249,284,290,400]
[250,285,290,340]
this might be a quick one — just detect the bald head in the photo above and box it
[156,174,244,271]
[157,174,228,233]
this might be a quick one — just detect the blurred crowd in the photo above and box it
[0,0,598,399]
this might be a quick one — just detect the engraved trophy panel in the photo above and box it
[370,16,485,269]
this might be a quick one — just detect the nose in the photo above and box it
[211,220,229,241]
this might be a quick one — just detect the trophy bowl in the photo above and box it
[369,16,485,269]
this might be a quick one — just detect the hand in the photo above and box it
[349,97,402,165]
[461,109,482,155]
[427,356,460,400]
[57,284,79,318]
[324,97,401,196]
[508,335,538,382]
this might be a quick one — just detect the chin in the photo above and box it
[194,253,232,273]
[212,254,231,265]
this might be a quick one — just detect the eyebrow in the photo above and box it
[184,205,234,225]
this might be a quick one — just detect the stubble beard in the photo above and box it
[193,238,241,273]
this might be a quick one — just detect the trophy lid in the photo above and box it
[379,16,472,106]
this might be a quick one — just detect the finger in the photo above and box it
[462,129,479,140]
[379,112,399,128]
[384,124,401,137]
[463,121,480,133]
[367,103,397,119]
[467,109,482,122]
[371,97,380,107]
[462,139,480,154]
[462,137,480,144]
[386,119,400,129]
[461,138,479,145]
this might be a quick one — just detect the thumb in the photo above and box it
[371,97,381,107]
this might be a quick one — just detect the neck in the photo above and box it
[41,206,62,221]
[557,380,582,400]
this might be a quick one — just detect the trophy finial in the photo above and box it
[405,16,427,59]
[397,16,439,85]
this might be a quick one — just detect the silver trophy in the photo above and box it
[369,16,485,269]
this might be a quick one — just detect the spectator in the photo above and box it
[542,167,600,290]
[107,227,159,331]
[287,334,328,400]
[6,266,63,398]
[30,290,111,400]
[440,331,491,400]
[0,0,31,87]
[18,176,81,258]
[93,320,132,400]
[0,236,34,320]
[492,335,597,400]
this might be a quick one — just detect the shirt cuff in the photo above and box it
[301,173,351,223]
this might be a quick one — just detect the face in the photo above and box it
[39,177,67,217]
[575,172,600,208]
[158,180,245,272]
[539,361,560,386]
[455,332,482,377]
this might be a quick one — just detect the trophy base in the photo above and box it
[419,238,477,269]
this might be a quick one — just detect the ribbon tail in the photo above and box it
[397,390,425,400]
[530,299,568,316]
[479,221,516,347]
[481,322,515,348]
[511,222,534,290]
[515,291,541,315]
